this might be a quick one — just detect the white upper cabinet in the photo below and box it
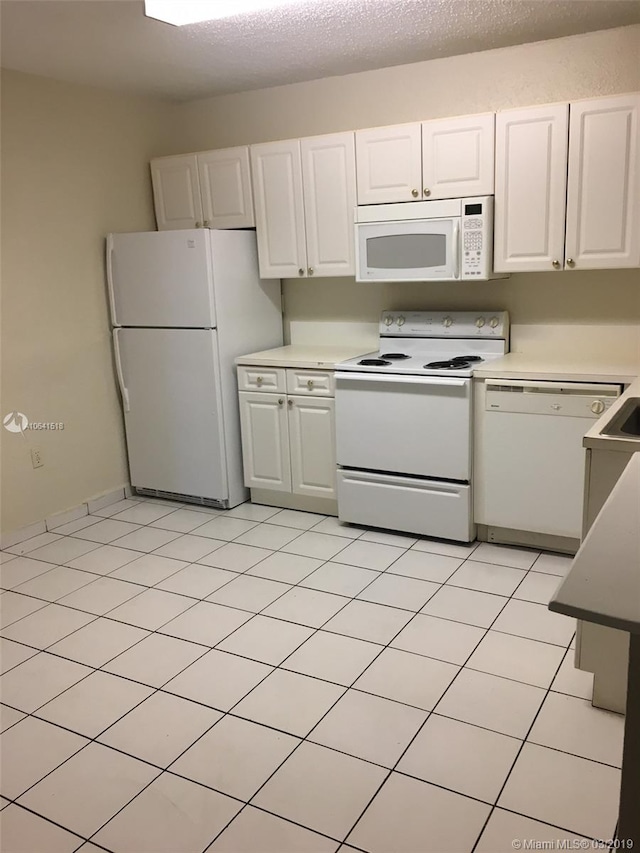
[494,103,569,273]
[301,133,357,277]
[250,139,308,279]
[251,132,356,279]
[422,112,495,199]
[197,147,255,230]
[356,123,422,204]
[151,148,254,231]
[356,116,495,205]
[565,93,640,270]
[150,154,203,231]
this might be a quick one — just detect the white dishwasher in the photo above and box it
[475,379,621,540]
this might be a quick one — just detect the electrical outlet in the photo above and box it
[31,448,44,469]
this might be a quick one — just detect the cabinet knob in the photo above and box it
[195,221,202,228]
[278,398,284,406]
[411,189,419,198]
[308,267,314,276]
[287,399,293,407]
[256,376,263,386]
[423,188,431,197]
[552,259,561,268]
[566,258,575,268]
[307,379,314,389]
[203,220,210,228]
[298,268,305,276]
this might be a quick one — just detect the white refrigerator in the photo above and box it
[107,229,282,508]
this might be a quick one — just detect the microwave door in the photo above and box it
[356,219,457,282]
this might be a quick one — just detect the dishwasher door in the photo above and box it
[475,379,621,539]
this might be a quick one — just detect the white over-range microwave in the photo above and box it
[355,196,506,282]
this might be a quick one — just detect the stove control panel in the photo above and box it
[380,311,510,339]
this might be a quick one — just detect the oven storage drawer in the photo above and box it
[337,469,474,542]
[335,372,472,481]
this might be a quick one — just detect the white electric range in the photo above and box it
[334,310,509,542]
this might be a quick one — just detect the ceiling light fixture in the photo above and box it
[144,0,302,26]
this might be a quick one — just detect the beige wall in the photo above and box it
[177,24,640,350]
[0,70,179,533]
[178,25,640,148]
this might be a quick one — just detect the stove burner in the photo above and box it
[359,358,392,366]
[379,353,411,360]
[451,355,483,363]
[424,359,472,370]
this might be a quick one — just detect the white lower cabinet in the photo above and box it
[288,396,336,498]
[238,367,337,504]
[238,391,291,492]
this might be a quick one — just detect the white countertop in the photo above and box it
[473,352,639,384]
[235,344,370,369]
[549,454,640,634]
[582,376,640,454]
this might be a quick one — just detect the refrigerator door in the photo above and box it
[114,328,228,501]
[107,230,216,328]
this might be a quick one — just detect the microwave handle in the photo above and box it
[452,221,460,279]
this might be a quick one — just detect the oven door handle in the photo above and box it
[335,372,468,388]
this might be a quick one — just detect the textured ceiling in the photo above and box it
[1,0,640,101]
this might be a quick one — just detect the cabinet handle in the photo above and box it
[423,188,431,197]
[308,267,314,276]
[203,220,210,227]
[307,379,314,389]
[287,399,293,407]
[411,189,419,198]
[195,221,202,228]
[278,398,284,406]
[256,376,263,386]
[552,260,561,268]
[566,258,575,268]
[298,268,305,276]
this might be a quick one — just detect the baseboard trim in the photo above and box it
[1,485,130,549]
[250,488,338,516]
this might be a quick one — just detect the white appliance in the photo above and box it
[355,197,504,282]
[475,379,622,540]
[335,311,509,542]
[107,229,282,508]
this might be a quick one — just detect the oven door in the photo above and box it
[335,372,472,481]
[355,219,459,282]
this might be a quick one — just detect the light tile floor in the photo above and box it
[0,496,625,853]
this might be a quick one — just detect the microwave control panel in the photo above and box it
[460,197,493,280]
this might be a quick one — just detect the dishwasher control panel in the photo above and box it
[484,380,622,418]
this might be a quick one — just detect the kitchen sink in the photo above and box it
[600,397,640,439]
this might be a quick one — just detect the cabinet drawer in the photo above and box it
[237,366,286,393]
[286,369,334,396]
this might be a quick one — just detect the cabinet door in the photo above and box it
[250,140,307,278]
[355,123,422,204]
[150,154,203,231]
[565,94,640,270]
[494,104,569,273]
[238,392,291,492]
[301,132,357,277]
[197,147,255,229]
[422,112,495,199]
[288,396,336,499]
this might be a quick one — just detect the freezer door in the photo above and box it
[114,328,228,501]
[107,230,216,328]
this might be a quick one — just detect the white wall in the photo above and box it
[0,70,179,534]
[176,24,640,354]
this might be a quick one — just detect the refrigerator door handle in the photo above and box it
[106,234,119,325]
[112,329,130,412]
